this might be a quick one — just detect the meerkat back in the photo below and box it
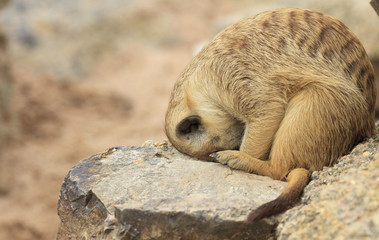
[165,8,376,222]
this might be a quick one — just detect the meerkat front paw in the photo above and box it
[210,150,251,171]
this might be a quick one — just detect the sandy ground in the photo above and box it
[0,1,378,239]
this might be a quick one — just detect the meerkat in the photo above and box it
[164,8,376,222]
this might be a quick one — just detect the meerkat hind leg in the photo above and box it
[213,80,361,181]
[215,84,353,221]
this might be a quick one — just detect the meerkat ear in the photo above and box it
[176,115,202,136]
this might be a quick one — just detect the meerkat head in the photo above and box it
[165,109,245,161]
[165,69,245,160]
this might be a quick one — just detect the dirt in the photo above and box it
[0,1,250,239]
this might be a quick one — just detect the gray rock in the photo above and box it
[57,143,287,240]
[277,133,379,240]
[58,130,379,239]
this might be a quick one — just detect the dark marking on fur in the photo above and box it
[288,10,298,38]
[308,42,320,58]
[357,76,365,93]
[262,20,270,28]
[344,60,358,76]
[357,68,367,82]
[368,73,375,84]
[341,38,357,57]
[322,48,334,60]
[304,10,312,27]
[270,10,279,26]
[278,37,287,49]
[318,26,329,43]
[211,136,221,144]
[297,37,307,50]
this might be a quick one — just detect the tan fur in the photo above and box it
[165,8,376,222]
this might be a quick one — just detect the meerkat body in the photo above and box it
[165,8,376,222]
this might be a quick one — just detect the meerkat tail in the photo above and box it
[247,168,310,222]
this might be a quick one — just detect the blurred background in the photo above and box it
[0,0,378,239]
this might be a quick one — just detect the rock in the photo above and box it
[58,131,379,239]
[57,143,287,240]
[277,133,379,239]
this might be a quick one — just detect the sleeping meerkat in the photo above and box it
[164,8,376,222]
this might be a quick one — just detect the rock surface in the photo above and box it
[277,132,379,239]
[58,131,379,239]
[58,132,379,240]
[57,142,287,240]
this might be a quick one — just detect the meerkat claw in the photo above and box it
[209,152,220,159]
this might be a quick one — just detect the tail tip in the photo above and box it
[246,209,266,223]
